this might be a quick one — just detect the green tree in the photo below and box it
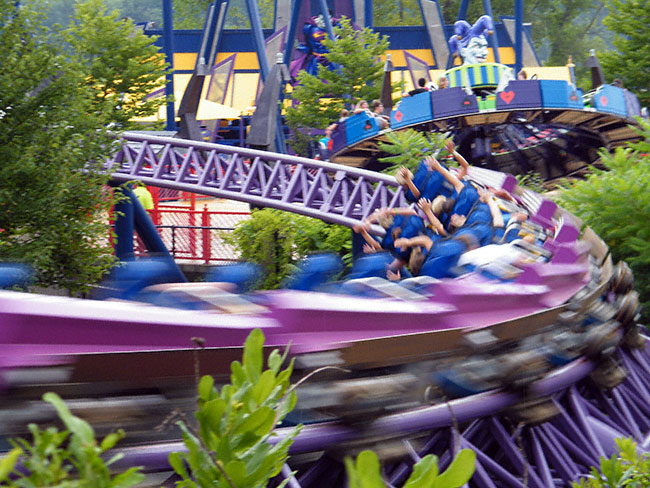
[557,118,650,322]
[0,0,119,294]
[600,0,650,107]
[224,208,351,289]
[285,17,397,155]
[374,0,423,26]
[63,0,169,130]
[172,0,274,30]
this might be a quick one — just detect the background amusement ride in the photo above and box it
[1,0,649,487]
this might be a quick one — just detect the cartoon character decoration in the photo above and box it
[290,14,340,80]
[448,15,494,65]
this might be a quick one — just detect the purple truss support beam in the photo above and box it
[105,133,407,235]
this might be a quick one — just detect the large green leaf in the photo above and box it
[43,392,95,447]
[435,449,476,487]
[243,328,265,382]
[403,454,439,488]
[0,447,22,482]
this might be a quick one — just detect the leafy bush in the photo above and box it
[557,119,650,321]
[224,208,351,289]
[573,437,650,487]
[169,328,301,488]
[378,130,447,174]
[0,393,144,487]
[345,448,476,488]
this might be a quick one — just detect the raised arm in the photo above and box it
[445,139,470,179]
[418,198,447,236]
[480,189,504,229]
[396,166,421,200]
[426,155,465,194]
[353,225,383,251]
[394,234,435,252]
[364,206,417,227]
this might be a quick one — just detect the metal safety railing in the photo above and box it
[133,199,250,263]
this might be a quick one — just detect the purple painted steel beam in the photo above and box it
[534,425,579,483]
[487,417,546,488]
[104,133,408,234]
[568,387,607,458]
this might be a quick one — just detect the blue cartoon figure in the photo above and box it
[290,14,340,80]
[448,15,493,65]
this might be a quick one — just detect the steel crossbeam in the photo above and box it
[104,133,407,233]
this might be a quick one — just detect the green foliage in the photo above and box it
[600,0,650,107]
[285,17,398,155]
[378,130,447,174]
[557,118,650,322]
[63,0,170,130]
[0,0,120,294]
[573,437,650,487]
[172,0,274,29]
[169,328,301,488]
[374,0,423,26]
[224,208,351,289]
[345,448,476,487]
[1,392,144,487]
[515,172,547,194]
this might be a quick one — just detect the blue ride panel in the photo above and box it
[624,89,641,117]
[330,121,348,155]
[345,112,381,146]
[390,91,433,129]
[431,87,479,119]
[496,80,542,110]
[591,85,627,117]
[540,80,583,109]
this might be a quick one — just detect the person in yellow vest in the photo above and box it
[133,182,154,211]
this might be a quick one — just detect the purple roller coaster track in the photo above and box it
[0,133,647,487]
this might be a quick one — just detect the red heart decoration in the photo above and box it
[499,91,515,104]
[600,95,608,106]
[395,111,403,122]
[569,91,578,101]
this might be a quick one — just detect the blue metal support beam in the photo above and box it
[515,0,523,75]
[316,0,335,41]
[457,0,470,21]
[283,0,305,77]
[162,0,176,131]
[482,0,500,63]
[245,0,286,153]
[364,0,373,28]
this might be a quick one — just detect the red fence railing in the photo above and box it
[135,205,250,263]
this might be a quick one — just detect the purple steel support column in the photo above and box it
[551,401,601,462]
[389,430,446,485]
[611,388,643,440]
[281,463,302,488]
[461,438,526,488]
[587,415,630,456]
[586,388,633,435]
[529,428,555,487]
[534,425,579,483]
[631,348,650,376]
[487,418,546,488]
[544,422,600,468]
[620,353,650,405]
[568,387,607,458]
[616,385,650,431]
[472,459,499,488]
[297,455,342,487]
